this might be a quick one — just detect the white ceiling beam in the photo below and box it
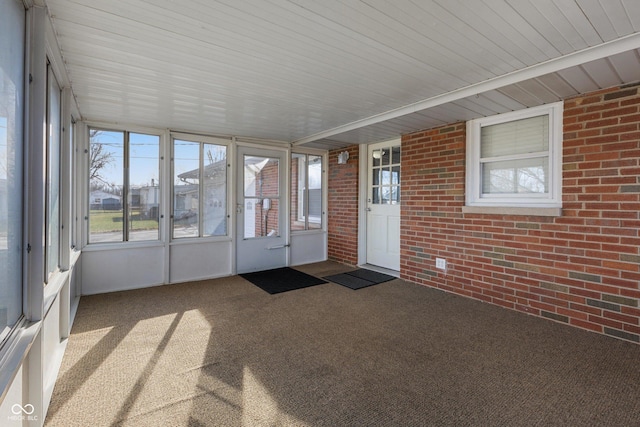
[293,32,640,146]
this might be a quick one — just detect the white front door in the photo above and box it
[366,141,401,271]
[236,146,288,274]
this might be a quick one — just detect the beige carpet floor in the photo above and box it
[45,261,640,426]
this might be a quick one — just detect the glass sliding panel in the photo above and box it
[46,66,61,279]
[0,0,24,342]
[244,155,279,238]
[308,155,322,229]
[70,120,76,249]
[202,143,227,236]
[128,133,160,241]
[89,130,124,243]
[173,140,199,238]
[290,153,305,231]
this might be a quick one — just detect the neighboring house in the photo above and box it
[130,184,160,219]
[176,158,227,234]
[89,190,122,211]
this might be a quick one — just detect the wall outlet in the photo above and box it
[436,258,447,270]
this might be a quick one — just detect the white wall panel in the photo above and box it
[290,233,328,266]
[169,241,233,284]
[82,246,165,294]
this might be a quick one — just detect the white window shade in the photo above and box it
[481,115,549,158]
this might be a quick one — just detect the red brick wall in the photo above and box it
[401,84,640,343]
[327,146,359,265]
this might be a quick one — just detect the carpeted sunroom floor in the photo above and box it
[45,261,640,426]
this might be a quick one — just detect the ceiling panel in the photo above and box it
[45,0,640,149]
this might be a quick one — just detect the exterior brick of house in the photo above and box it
[329,84,640,343]
[327,146,360,266]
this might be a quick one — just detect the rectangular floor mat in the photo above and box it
[240,267,328,294]
[324,268,396,290]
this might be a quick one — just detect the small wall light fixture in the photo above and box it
[337,151,350,164]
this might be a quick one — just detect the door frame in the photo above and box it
[357,138,401,270]
[234,142,290,274]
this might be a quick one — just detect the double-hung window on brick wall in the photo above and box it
[465,102,563,210]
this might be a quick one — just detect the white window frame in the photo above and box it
[170,132,231,241]
[465,102,563,210]
[294,153,322,225]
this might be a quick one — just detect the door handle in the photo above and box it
[366,207,372,211]
[266,244,290,250]
[236,204,243,214]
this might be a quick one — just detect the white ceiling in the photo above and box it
[45,0,640,149]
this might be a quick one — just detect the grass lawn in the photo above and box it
[90,210,159,233]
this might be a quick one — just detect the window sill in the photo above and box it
[83,240,165,252]
[462,206,562,217]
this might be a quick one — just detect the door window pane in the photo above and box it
[371,145,401,205]
[89,130,124,243]
[244,156,279,238]
[0,0,24,342]
[128,133,160,241]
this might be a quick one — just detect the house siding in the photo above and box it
[328,84,640,343]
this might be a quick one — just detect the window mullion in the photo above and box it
[199,143,204,237]
[304,154,310,230]
[123,132,130,242]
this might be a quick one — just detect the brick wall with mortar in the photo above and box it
[400,84,640,343]
[327,146,360,265]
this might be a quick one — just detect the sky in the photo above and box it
[91,130,160,188]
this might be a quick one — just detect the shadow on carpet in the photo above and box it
[240,267,328,294]
[324,268,396,290]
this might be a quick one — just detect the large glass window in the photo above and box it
[291,153,323,231]
[89,129,160,243]
[172,138,227,239]
[466,102,563,208]
[0,0,24,342]
[46,65,61,280]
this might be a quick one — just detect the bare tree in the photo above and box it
[89,129,113,185]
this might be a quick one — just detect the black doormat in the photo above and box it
[324,268,396,290]
[240,267,328,294]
